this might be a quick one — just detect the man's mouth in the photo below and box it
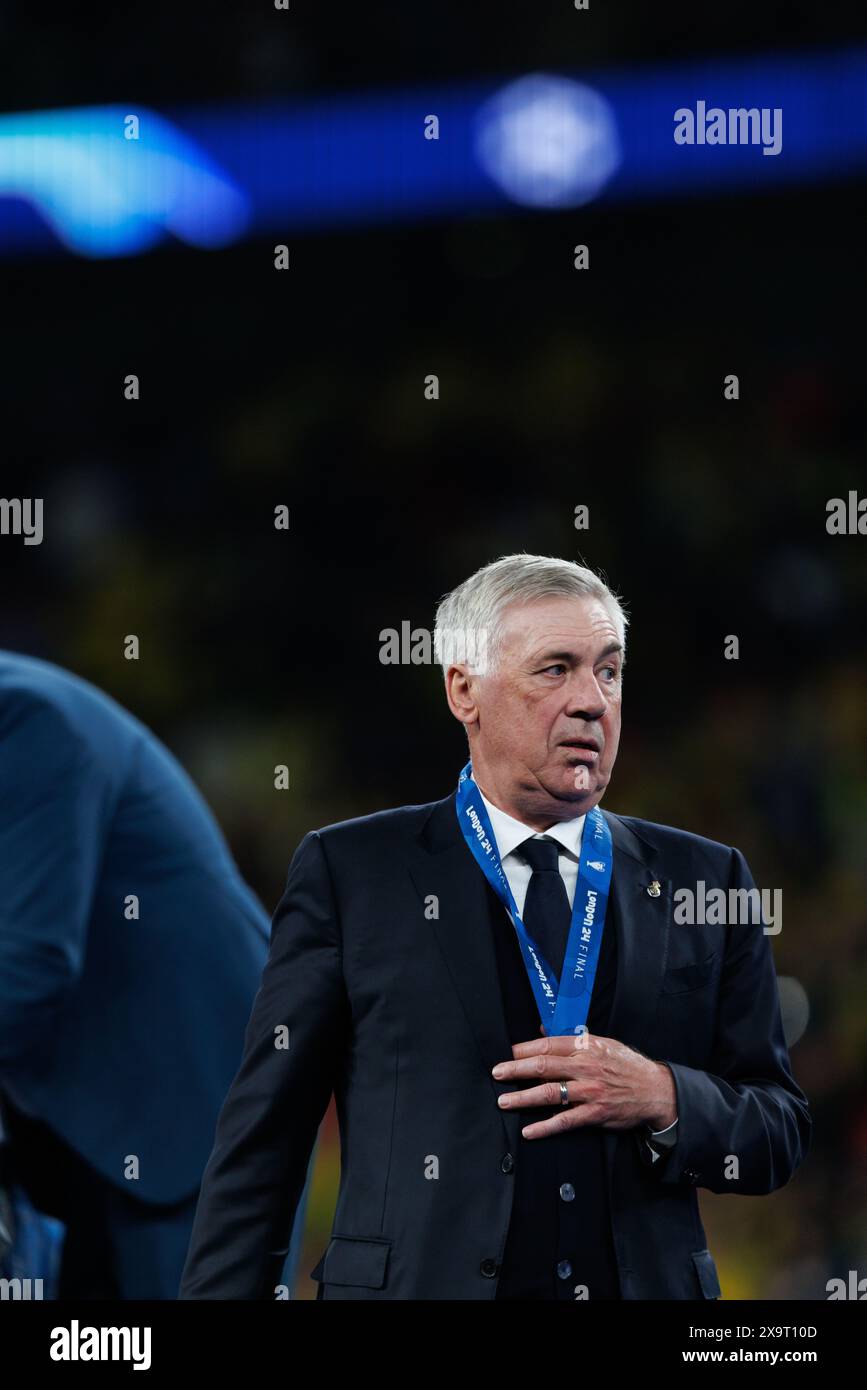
[560,738,600,763]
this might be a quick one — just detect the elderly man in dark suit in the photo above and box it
[180,554,810,1301]
[0,651,311,1298]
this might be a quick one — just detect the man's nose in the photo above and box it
[564,671,607,721]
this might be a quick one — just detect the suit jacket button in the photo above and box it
[500,1153,515,1174]
[559,1182,576,1202]
[480,1259,499,1278]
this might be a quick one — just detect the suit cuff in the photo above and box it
[638,1116,679,1167]
[649,1117,679,1138]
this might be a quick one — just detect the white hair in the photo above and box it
[433,553,628,677]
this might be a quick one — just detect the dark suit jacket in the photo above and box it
[179,792,811,1299]
[0,652,270,1206]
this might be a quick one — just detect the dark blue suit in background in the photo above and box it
[0,651,310,1297]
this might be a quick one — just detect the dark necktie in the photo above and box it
[519,836,572,982]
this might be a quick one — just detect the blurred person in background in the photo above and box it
[0,650,311,1299]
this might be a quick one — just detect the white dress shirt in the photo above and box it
[478,788,586,917]
[477,787,678,1158]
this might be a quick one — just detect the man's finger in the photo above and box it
[520,1104,605,1140]
[497,1080,592,1111]
[512,1031,596,1058]
[493,1051,592,1080]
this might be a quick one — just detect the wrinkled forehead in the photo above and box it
[498,595,620,661]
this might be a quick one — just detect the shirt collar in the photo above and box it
[477,787,586,862]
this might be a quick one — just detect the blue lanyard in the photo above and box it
[455,761,613,1034]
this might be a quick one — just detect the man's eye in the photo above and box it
[541,664,567,676]
[599,665,618,680]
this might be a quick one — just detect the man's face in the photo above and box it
[451,595,623,823]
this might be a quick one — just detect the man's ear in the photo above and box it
[444,664,480,728]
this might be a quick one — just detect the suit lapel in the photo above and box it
[602,810,673,1178]
[407,796,524,1149]
[603,810,673,1055]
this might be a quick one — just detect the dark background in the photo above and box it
[2,2,865,1298]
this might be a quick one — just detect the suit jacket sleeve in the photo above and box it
[179,830,349,1299]
[0,696,111,1069]
[648,844,811,1194]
